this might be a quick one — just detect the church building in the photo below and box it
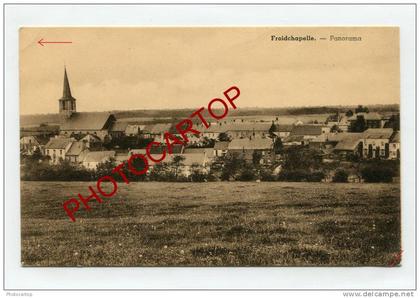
[58,68,116,141]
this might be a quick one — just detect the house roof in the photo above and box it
[144,123,172,134]
[115,152,130,163]
[334,133,364,151]
[274,124,294,132]
[61,112,115,131]
[390,131,400,143]
[204,122,272,134]
[110,121,129,132]
[80,134,102,143]
[283,135,305,143]
[348,112,382,121]
[205,123,227,133]
[214,141,230,150]
[290,125,323,136]
[125,124,145,135]
[183,148,214,156]
[363,128,394,139]
[149,144,183,154]
[45,137,73,149]
[310,132,355,143]
[82,151,115,163]
[171,153,208,166]
[20,135,50,145]
[228,138,272,150]
[226,123,272,132]
[128,149,167,166]
[66,141,85,156]
[129,149,147,155]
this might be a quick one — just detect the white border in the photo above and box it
[4,3,416,290]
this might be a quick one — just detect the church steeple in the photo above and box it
[59,67,76,118]
[62,68,73,99]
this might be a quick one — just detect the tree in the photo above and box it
[218,132,230,142]
[220,153,245,181]
[273,138,283,154]
[345,110,354,117]
[385,114,400,131]
[95,158,117,179]
[350,115,366,132]
[283,148,322,171]
[361,164,394,182]
[190,163,207,182]
[269,122,277,136]
[238,164,257,181]
[355,105,369,114]
[330,125,342,133]
[332,169,349,183]
[170,155,186,180]
[202,137,216,148]
[149,162,170,181]
[252,150,262,166]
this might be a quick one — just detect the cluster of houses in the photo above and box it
[20,68,400,177]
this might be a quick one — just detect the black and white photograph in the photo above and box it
[19,27,402,267]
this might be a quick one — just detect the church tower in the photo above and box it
[58,67,76,119]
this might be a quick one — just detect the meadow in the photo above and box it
[21,181,400,266]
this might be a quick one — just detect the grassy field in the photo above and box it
[21,181,400,266]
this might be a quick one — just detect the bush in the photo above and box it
[260,169,276,181]
[361,165,394,183]
[332,169,349,183]
[278,169,308,182]
[238,168,257,181]
[307,171,325,182]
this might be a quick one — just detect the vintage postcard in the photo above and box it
[19,27,400,267]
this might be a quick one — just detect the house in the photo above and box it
[389,131,400,160]
[201,123,227,139]
[283,135,306,147]
[225,123,272,139]
[325,113,340,126]
[65,141,88,163]
[289,124,329,141]
[213,141,230,157]
[309,132,351,150]
[129,148,166,169]
[115,151,130,164]
[80,134,102,150]
[201,122,272,140]
[272,124,294,139]
[170,153,210,177]
[125,124,145,136]
[337,116,350,132]
[348,112,385,130]
[183,147,214,160]
[227,137,273,163]
[109,121,129,139]
[333,133,364,158]
[141,123,172,142]
[44,137,74,164]
[362,128,394,159]
[20,135,49,155]
[82,151,116,170]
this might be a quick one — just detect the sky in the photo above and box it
[20,27,399,115]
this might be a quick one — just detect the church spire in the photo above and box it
[62,67,74,100]
[59,67,76,118]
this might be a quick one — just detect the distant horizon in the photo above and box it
[20,103,399,117]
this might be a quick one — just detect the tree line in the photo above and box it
[21,147,399,183]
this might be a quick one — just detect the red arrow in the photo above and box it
[38,38,72,47]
